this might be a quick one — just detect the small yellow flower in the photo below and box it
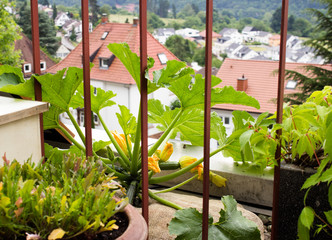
[148,155,161,173]
[159,142,173,162]
[111,130,132,157]
[179,156,203,179]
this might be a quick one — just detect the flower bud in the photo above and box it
[209,171,227,187]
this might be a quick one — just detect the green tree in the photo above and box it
[0,0,22,67]
[158,0,169,18]
[172,4,176,18]
[270,7,281,33]
[165,35,196,62]
[100,4,112,16]
[17,5,59,56]
[284,0,332,104]
[38,0,49,6]
[193,47,223,68]
[148,12,165,30]
[69,26,77,42]
[52,3,57,21]
[90,0,100,27]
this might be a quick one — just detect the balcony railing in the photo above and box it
[28,0,290,239]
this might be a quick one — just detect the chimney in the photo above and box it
[237,74,248,91]
[101,13,108,24]
[133,18,139,26]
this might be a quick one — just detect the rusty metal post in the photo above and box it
[30,0,44,157]
[139,0,149,225]
[81,0,93,157]
[203,0,213,239]
[271,0,289,239]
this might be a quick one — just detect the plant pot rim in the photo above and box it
[116,203,148,240]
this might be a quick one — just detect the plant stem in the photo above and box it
[150,142,230,184]
[306,133,320,165]
[148,108,183,157]
[58,124,85,152]
[154,174,198,194]
[148,190,182,210]
[131,107,141,176]
[66,109,86,145]
[97,112,130,166]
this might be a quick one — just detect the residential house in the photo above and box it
[253,31,272,45]
[199,30,221,41]
[14,34,55,78]
[286,35,303,50]
[153,28,175,45]
[227,44,259,60]
[212,58,329,138]
[219,28,243,44]
[56,33,75,59]
[241,26,259,42]
[47,19,179,132]
[55,12,70,27]
[175,28,200,39]
[269,34,280,47]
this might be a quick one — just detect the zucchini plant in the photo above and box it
[0,43,260,209]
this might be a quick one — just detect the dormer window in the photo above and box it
[157,53,167,65]
[40,61,46,71]
[99,55,115,69]
[101,31,109,40]
[100,58,109,68]
[286,80,297,89]
[23,63,31,73]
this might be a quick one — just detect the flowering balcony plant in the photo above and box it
[0,153,132,239]
[0,43,260,209]
[227,86,332,238]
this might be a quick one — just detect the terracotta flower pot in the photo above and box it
[117,203,148,240]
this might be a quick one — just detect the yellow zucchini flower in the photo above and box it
[179,156,203,179]
[159,142,173,162]
[148,154,161,173]
[111,130,132,157]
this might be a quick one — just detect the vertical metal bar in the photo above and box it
[203,0,213,239]
[30,0,44,157]
[139,0,149,225]
[81,0,93,157]
[271,0,289,239]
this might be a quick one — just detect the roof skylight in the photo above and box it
[157,53,167,65]
[286,80,297,89]
[101,31,109,40]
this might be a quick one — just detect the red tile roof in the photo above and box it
[199,30,221,38]
[48,22,179,85]
[214,58,331,114]
[15,34,55,77]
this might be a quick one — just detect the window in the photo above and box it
[101,31,109,40]
[286,80,297,89]
[40,61,46,71]
[224,117,230,125]
[93,113,99,125]
[80,111,85,126]
[100,58,109,68]
[23,63,31,73]
[220,116,230,125]
[157,53,168,65]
